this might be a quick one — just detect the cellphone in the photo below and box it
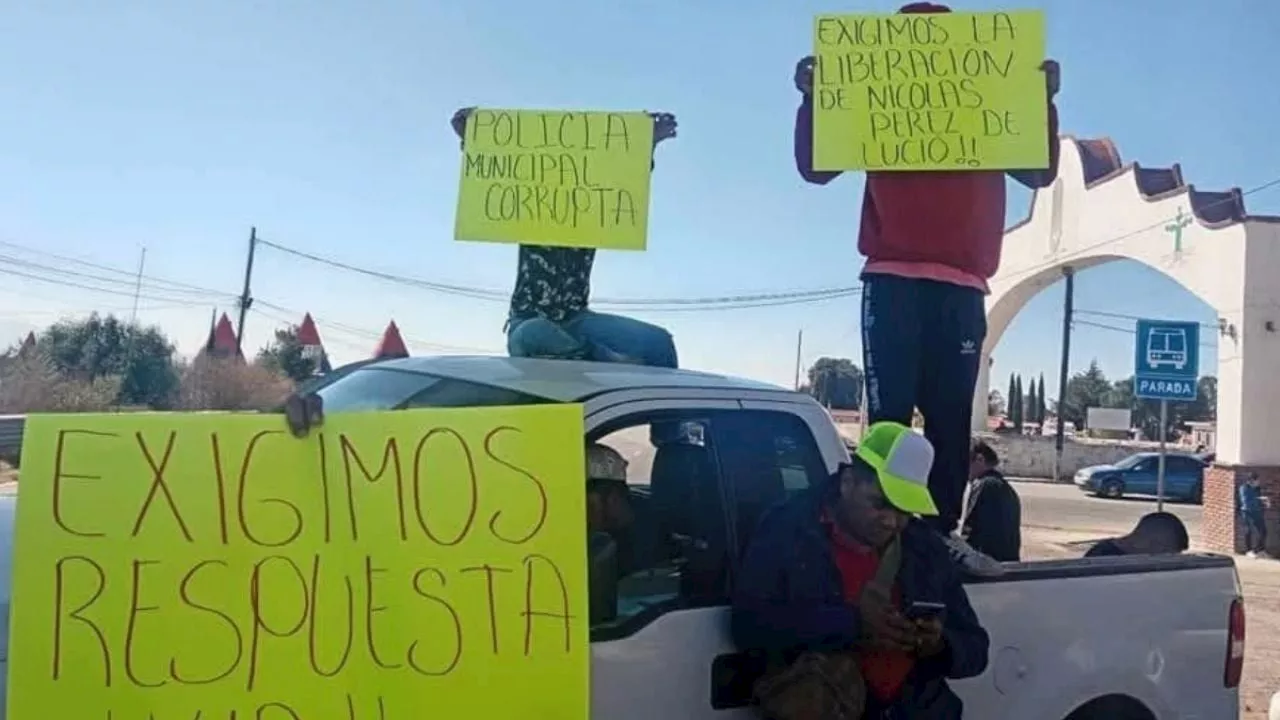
[905,601,946,620]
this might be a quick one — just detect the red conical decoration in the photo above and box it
[296,313,323,346]
[296,313,332,374]
[373,321,409,360]
[199,312,243,360]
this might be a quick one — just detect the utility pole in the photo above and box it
[129,246,147,324]
[235,227,258,355]
[793,329,804,390]
[1052,266,1075,482]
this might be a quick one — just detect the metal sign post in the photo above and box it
[1156,399,1169,511]
[1133,318,1200,513]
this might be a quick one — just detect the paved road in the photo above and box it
[1011,478,1203,540]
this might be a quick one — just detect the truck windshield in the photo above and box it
[316,367,554,412]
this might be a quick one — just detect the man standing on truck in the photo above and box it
[451,108,680,368]
[732,422,989,718]
[962,439,1021,562]
[1238,472,1269,557]
[791,2,1062,575]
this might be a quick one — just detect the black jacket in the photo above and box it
[731,488,990,719]
[962,470,1022,562]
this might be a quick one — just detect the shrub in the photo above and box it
[175,358,293,411]
[0,354,121,413]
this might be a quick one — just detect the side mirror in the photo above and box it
[283,392,324,438]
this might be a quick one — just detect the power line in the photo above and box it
[0,265,218,307]
[256,237,862,308]
[253,299,502,355]
[0,239,236,300]
[1073,318,1217,349]
[0,252,226,302]
[1076,308,1220,329]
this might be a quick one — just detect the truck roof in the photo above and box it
[367,355,793,403]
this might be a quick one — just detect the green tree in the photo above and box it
[1006,374,1017,421]
[37,314,179,407]
[805,357,865,410]
[1024,371,1034,422]
[1037,372,1048,425]
[1011,374,1024,429]
[256,325,318,383]
[1060,360,1111,428]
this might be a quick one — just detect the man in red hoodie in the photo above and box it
[793,2,1060,574]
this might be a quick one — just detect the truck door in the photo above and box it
[584,401,832,718]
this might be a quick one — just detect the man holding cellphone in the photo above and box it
[733,422,989,718]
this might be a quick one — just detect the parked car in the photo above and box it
[0,357,1246,719]
[1074,451,1207,503]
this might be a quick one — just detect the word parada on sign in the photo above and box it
[7,405,589,720]
[455,109,654,251]
[812,10,1048,171]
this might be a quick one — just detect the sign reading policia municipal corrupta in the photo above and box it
[455,109,654,251]
[812,10,1049,172]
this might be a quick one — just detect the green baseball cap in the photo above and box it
[854,421,938,516]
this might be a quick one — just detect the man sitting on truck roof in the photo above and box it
[1085,512,1190,558]
[450,107,680,368]
[732,422,989,719]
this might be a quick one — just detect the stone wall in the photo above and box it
[976,433,1162,479]
[1203,463,1280,554]
[835,424,1160,479]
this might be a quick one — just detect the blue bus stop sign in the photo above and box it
[1133,319,1200,401]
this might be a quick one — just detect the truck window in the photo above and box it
[588,413,728,639]
[711,410,829,555]
[316,367,553,412]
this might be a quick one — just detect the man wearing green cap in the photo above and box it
[733,421,989,718]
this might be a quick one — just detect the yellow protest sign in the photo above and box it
[7,405,589,720]
[812,10,1048,171]
[454,109,654,251]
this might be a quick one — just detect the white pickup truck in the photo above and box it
[0,357,1247,719]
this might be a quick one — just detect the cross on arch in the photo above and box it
[1165,207,1192,252]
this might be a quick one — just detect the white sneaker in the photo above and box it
[943,535,1006,577]
[1247,551,1259,559]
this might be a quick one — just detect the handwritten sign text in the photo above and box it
[812,10,1048,171]
[7,406,589,720]
[455,109,653,251]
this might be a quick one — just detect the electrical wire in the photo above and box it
[0,265,218,307]
[253,299,503,355]
[1073,318,1218,349]
[255,237,861,308]
[0,239,237,300]
[254,174,1280,310]
[1076,308,1220,329]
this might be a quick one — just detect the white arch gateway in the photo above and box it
[974,135,1280,553]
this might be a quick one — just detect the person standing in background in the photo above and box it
[451,108,680,368]
[1238,472,1270,558]
[790,2,1062,574]
[962,440,1022,562]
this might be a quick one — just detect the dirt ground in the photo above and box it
[1025,527,1278,719]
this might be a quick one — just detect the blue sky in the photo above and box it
[2,0,1278,395]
